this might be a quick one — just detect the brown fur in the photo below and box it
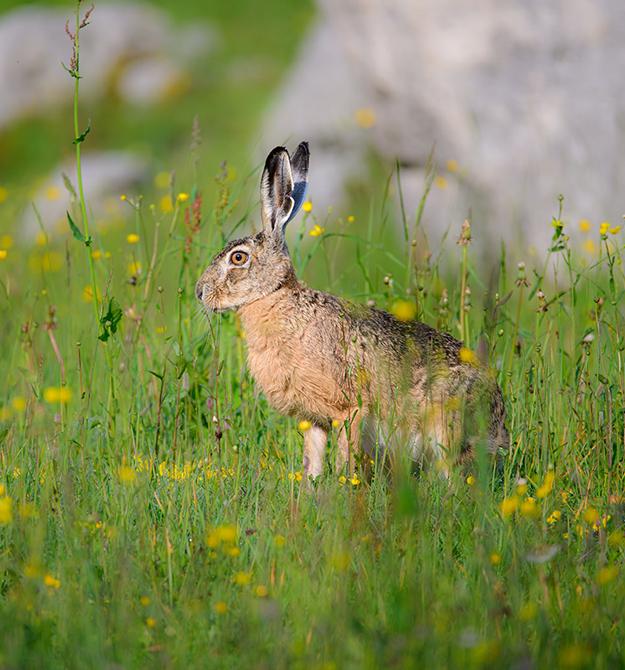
[196,143,509,478]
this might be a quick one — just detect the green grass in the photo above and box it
[1,2,625,669]
[1,156,625,668]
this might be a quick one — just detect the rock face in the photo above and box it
[263,0,625,256]
[0,2,215,128]
[22,152,150,238]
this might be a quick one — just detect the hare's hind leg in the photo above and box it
[420,403,462,477]
[303,424,328,480]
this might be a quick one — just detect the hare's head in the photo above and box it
[196,142,309,312]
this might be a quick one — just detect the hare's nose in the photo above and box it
[195,281,204,301]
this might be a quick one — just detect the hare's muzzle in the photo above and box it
[195,280,205,302]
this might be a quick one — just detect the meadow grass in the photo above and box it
[1,4,625,669]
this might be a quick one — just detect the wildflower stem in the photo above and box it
[70,1,117,416]
[460,243,468,343]
[72,2,99,338]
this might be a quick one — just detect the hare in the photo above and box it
[196,142,509,479]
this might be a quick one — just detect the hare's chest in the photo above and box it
[246,334,343,419]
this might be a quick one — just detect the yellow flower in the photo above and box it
[583,507,599,525]
[176,192,190,202]
[18,502,37,519]
[536,471,555,498]
[459,347,479,366]
[302,200,313,213]
[0,496,13,524]
[213,601,228,615]
[466,475,476,486]
[146,617,156,628]
[331,419,341,429]
[547,510,561,525]
[45,185,61,201]
[298,420,312,432]
[206,524,237,548]
[578,219,591,232]
[559,644,590,669]
[140,596,151,607]
[0,249,7,261]
[128,261,142,276]
[391,299,417,322]
[0,186,8,203]
[354,107,376,129]
[346,215,355,223]
[227,546,240,558]
[489,552,502,565]
[518,602,537,621]
[82,284,96,303]
[154,171,170,189]
[120,194,127,202]
[596,564,619,586]
[118,465,137,484]
[582,239,596,254]
[126,233,140,244]
[274,534,286,548]
[155,326,166,334]
[160,195,174,213]
[11,397,26,412]
[91,250,102,260]
[350,475,360,486]
[24,562,42,579]
[43,574,61,589]
[0,234,13,248]
[520,497,540,518]
[434,175,448,189]
[43,387,72,404]
[35,231,48,247]
[516,482,528,496]
[29,251,63,273]
[599,221,610,236]
[610,225,621,234]
[446,159,459,173]
[471,641,500,666]
[308,224,324,237]
[500,495,519,517]
[254,584,268,598]
[233,571,252,586]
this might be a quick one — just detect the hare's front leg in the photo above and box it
[303,424,328,480]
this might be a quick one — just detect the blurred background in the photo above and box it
[0,0,624,262]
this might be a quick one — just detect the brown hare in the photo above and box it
[196,142,509,480]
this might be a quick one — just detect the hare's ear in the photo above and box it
[285,141,309,224]
[260,146,295,237]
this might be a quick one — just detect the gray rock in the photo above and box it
[22,151,149,238]
[263,0,625,257]
[0,2,216,128]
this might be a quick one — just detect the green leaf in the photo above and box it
[62,172,77,200]
[98,298,123,342]
[67,211,85,242]
[73,122,91,145]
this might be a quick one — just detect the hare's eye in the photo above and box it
[229,250,249,266]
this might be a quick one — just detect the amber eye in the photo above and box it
[229,250,249,266]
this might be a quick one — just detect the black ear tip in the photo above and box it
[265,145,288,165]
[291,141,310,173]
